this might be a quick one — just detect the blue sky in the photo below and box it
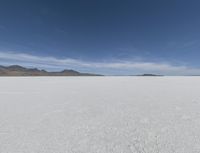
[0,0,200,75]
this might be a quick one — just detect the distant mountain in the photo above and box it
[128,73,163,76]
[137,74,163,76]
[0,65,101,76]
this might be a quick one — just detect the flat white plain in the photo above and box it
[0,77,200,153]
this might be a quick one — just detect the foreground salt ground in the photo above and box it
[0,77,200,153]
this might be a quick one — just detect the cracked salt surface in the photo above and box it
[0,76,200,153]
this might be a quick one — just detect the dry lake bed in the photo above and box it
[0,77,200,153]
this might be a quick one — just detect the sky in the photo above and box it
[0,0,200,75]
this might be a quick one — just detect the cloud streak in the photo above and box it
[0,51,200,75]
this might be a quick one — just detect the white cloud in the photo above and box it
[0,51,199,75]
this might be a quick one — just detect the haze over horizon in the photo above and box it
[0,0,200,75]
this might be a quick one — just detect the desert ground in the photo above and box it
[0,77,200,153]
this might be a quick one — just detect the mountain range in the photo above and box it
[0,65,101,76]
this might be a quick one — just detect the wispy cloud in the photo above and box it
[0,51,199,75]
[167,40,200,50]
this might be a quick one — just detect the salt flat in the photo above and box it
[0,77,200,153]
